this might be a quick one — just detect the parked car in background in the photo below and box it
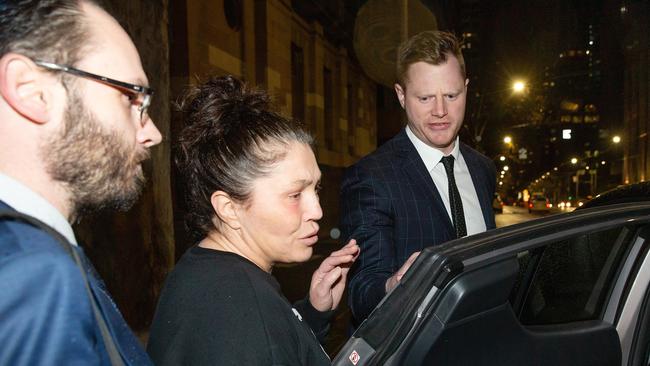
[528,194,551,213]
[333,182,650,366]
[492,193,504,213]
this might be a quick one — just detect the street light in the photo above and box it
[512,80,526,93]
[612,135,621,144]
[499,156,506,161]
[571,157,578,165]
[504,136,512,144]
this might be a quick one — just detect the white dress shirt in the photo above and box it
[406,127,487,236]
[0,173,77,245]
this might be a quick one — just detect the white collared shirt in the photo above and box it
[406,126,487,236]
[0,173,77,245]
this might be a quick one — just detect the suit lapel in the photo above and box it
[394,131,455,235]
[460,143,495,228]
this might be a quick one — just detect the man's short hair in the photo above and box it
[0,0,98,67]
[396,30,466,86]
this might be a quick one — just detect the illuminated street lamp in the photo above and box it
[570,157,578,165]
[499,156,506,161]
[503,136,512,144]
[612,135,621,144]
[503,165,510,171]
[512,80,526,93]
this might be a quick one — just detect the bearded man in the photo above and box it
[0,0,162,364]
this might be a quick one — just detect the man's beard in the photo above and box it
[41,90,149,219]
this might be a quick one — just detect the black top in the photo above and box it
[147,246,333,365]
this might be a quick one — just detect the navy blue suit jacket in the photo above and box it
[0,201,151,365]
[340,130,496,324]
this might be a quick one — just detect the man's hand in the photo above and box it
[385,251,420,293]
[309,239,360,312]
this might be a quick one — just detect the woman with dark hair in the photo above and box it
[146,76,359,365]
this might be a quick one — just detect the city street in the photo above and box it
[495,204,559,227]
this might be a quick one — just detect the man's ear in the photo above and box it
[394,83,406,109]
[210,190,241,230]
[0,53,52,124]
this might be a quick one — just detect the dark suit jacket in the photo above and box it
[340,130,496,324]
[0,201,152,365]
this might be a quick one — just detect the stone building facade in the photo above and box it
[172,0,378,254]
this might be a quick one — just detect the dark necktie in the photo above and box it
[441,155,467,238]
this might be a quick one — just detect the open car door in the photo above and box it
[333,202,650,366]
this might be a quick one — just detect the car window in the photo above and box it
[513,226,633,325]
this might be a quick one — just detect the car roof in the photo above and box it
[579,181,650,210]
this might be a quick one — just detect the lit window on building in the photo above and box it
[584,104,597,113]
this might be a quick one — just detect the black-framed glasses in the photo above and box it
[34,60,154,123]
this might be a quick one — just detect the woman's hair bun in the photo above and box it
[178,75,271,129]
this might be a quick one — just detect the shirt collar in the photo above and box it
[406,126,460,172]
[0,173,77,245]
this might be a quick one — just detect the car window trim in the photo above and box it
[615,228,650,365]
[462,212,650,271]
[604,232,645,323]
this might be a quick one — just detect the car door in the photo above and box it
[333,202,650,366]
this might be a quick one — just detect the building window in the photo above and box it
[347,82,355,155]
[291,44,305,124]
[323,67,334,150]
[223,0,243,31]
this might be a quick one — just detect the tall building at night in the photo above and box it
[521,0,624,200]
[621,0,650,184]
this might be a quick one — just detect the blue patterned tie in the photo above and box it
[441,155,467,238]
